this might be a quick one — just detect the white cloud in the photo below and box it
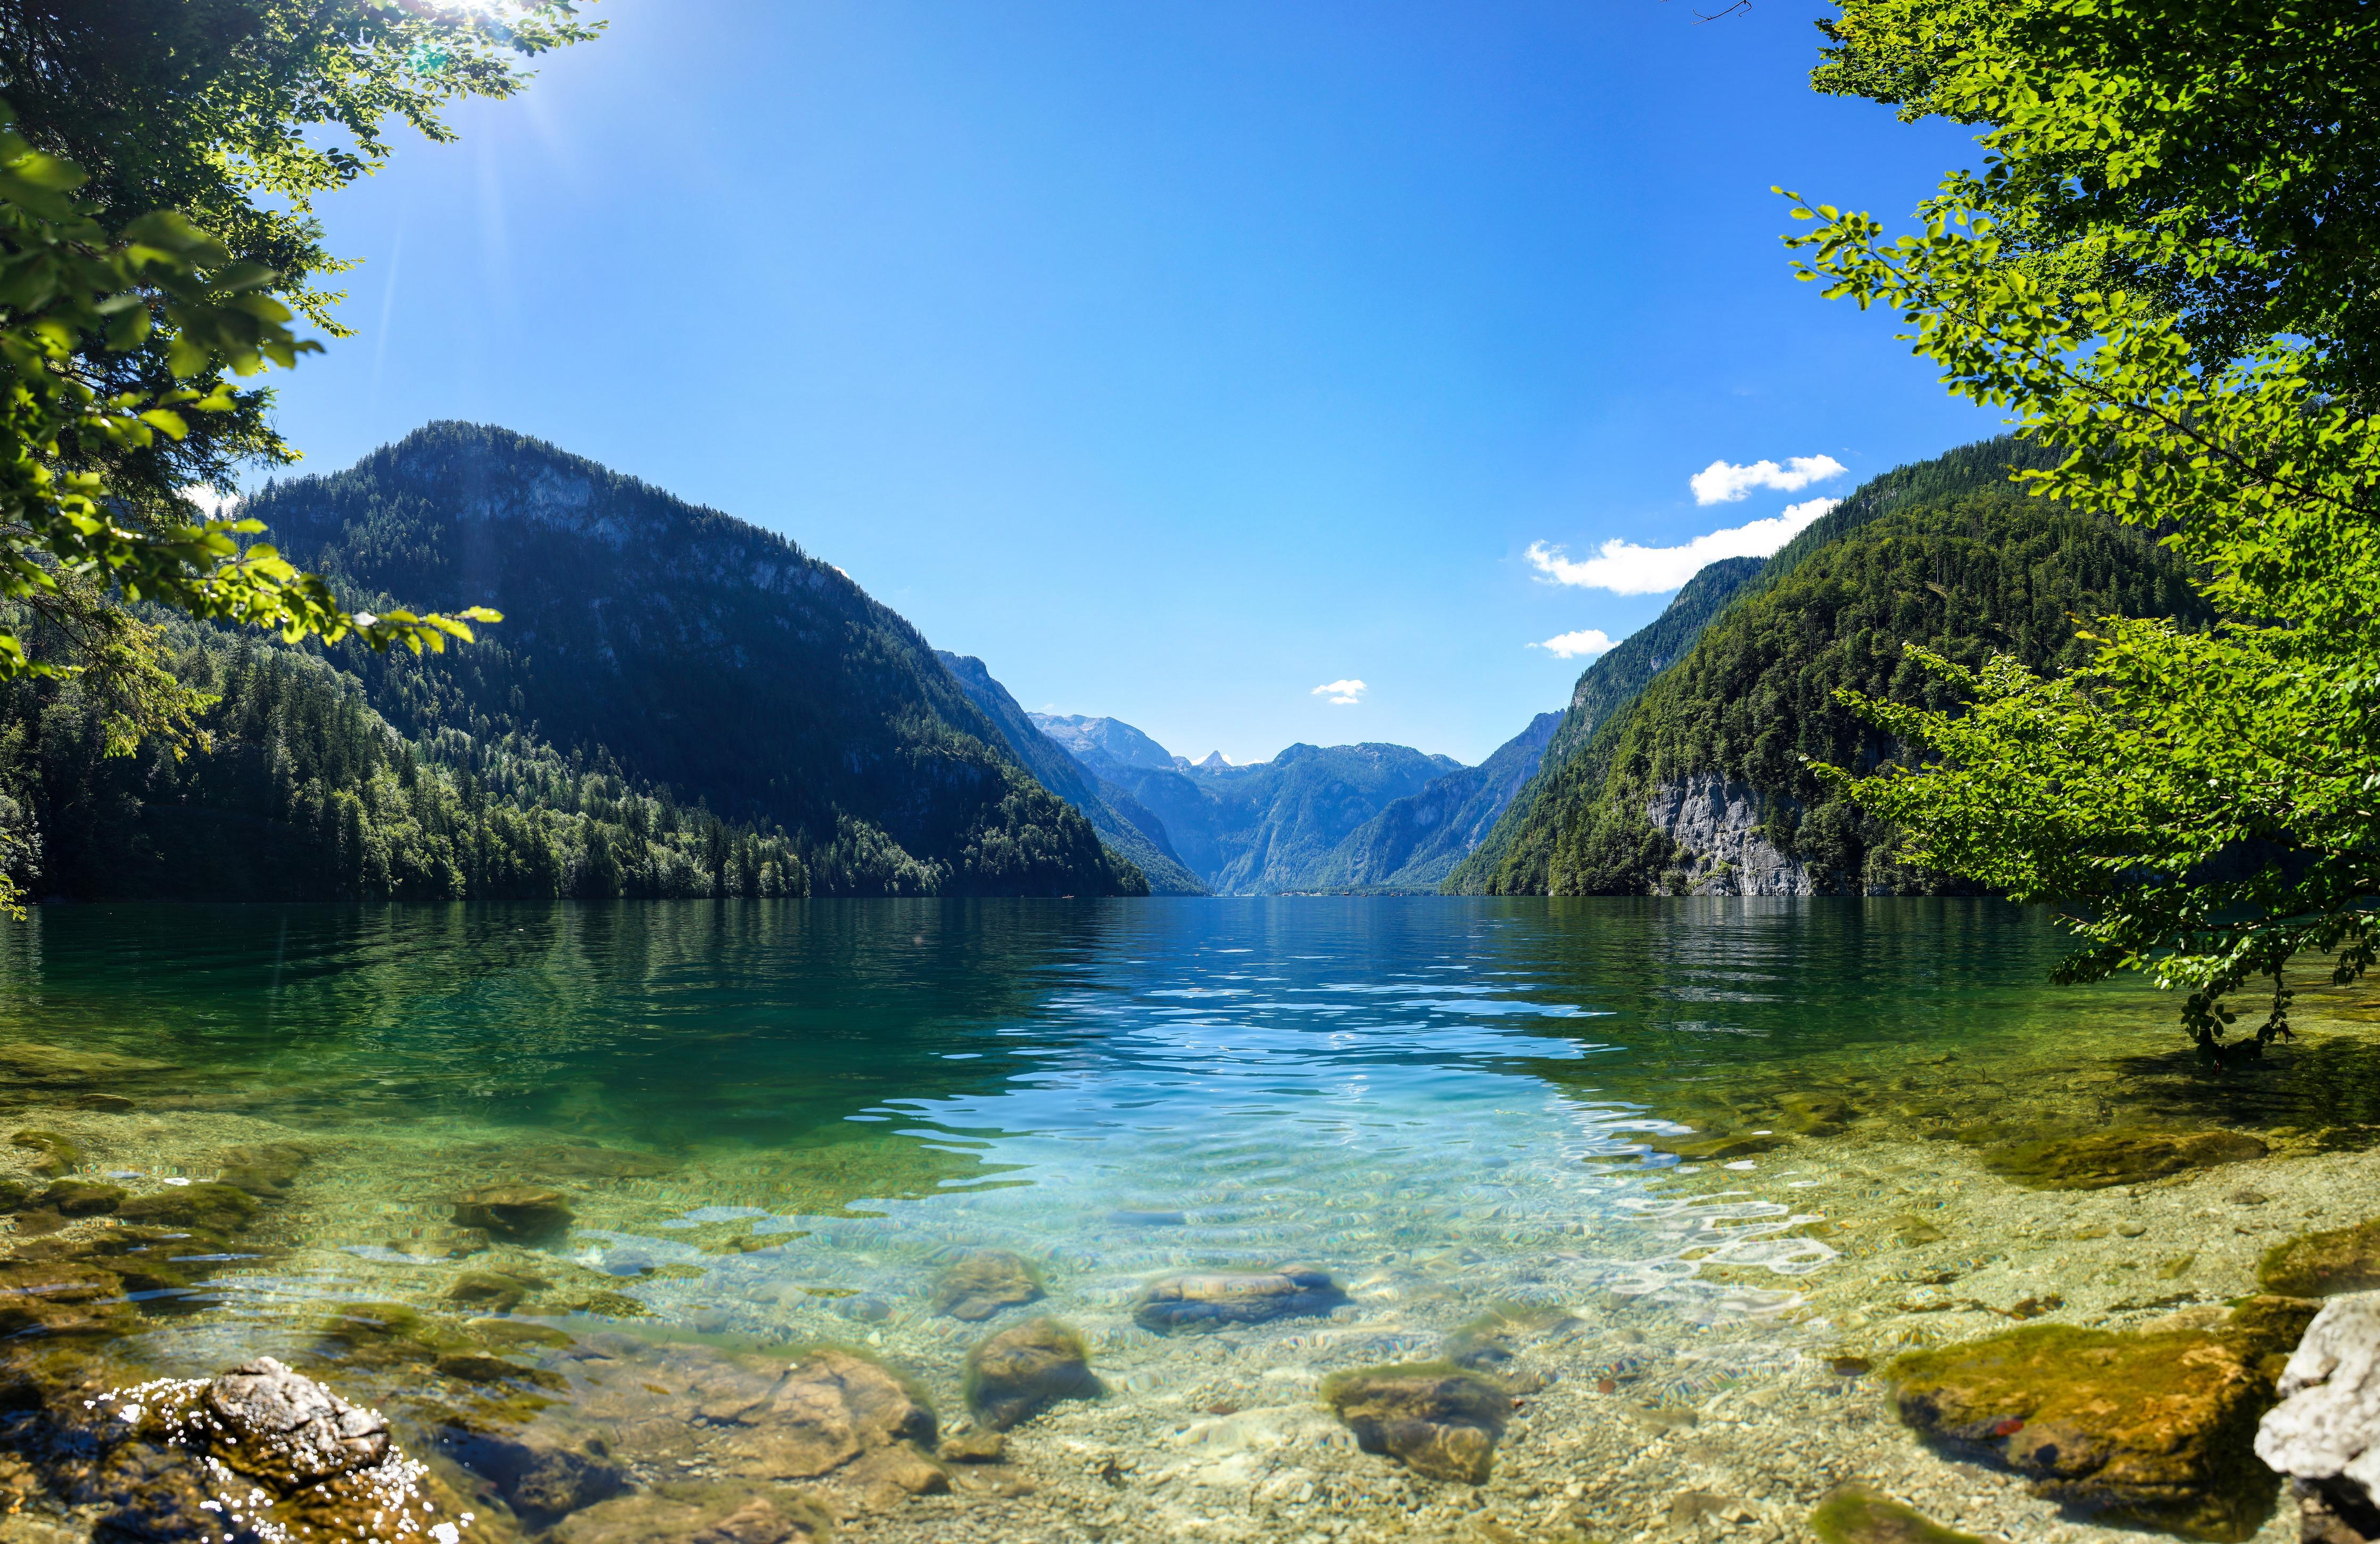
[1530,629,1616,660]
[1311,679,1366,706]
[179,484,240,520]
[1689,454,1847,505]
[1527,496,1842,596]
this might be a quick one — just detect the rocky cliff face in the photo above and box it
[1644,775,1814,896]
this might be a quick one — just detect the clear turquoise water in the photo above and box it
[3,897,2368,1539]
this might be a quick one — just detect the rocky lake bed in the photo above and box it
[5,900,2380,1544]
[3,1025,2379,1544]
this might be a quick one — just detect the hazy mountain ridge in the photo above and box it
[1303,711,1561,891]
[936,654,1207,894]
[251,422,1145,897]
[1037,723,1464,893]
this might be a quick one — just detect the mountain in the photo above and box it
[1451,436,2208,895]
[245,422,1146,897]
[1048,730,1464,893]
[1444,557,1763,893]
[1030,714,1180,772]
[1302,712,1561,891]
[935,654,1206,895]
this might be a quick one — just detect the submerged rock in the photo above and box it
[547,1481,832,1543]
[217,1141,310,1198]
[965,1317,1098,1431]
[2264,1220,2380,1299]
[9,1128,80,1177]
[1135,1264,1347,1333]
[1980,1128,2268,1191]
[448,1427,628,1525]
[1776,1091,1856,1137]
[2255,1290,2380,1544]
[118,1180,259,1233]
[1321,1362,1509,1484]
[1885,1295,2319,1540]
[714,1348,937,1479]
[453,1184,575,1244]
[1809,1484,1987,1543]
[448,1266,551,1312]
[930,1249,1045,1322]
[38,1178,124,1216]
[75,1357,473,1541]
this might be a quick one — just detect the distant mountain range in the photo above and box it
[1012,707,1535,895]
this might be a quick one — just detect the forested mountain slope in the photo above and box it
[1049,729,1461,893]
[0,620,808,901]
[936,653,1206,894]
[250,423,1144,897]
[1303,712,1560,891]
[1446,557,1763,893]
[1457,441,2205,896]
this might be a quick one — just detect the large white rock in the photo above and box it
[2257,1291,2380,1508]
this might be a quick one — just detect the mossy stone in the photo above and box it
[10,1129,80,1177]
[1777,1092,1855,1137]
[315,1302,478,1366]
[38,1179,125,1217]
[1881,1300,2314,1540]
[452,1185,574,1244]
[1321,1360,1510,1485]
[216,1142,309,1198]
[964,1317,1098,1431]
[1810,1484,1987,1544]
[1979,1129,2267,1191]
[119,1182,259,1233]
[447,1268,549,1311]
[2258,1217,2380,1297]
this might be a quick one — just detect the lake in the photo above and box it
[1,898,2370,1542]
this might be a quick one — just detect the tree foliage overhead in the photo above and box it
[1796,0,2380,1050]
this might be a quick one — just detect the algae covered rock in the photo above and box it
[1135,1263,1347,1332]
[2262,1218,2380,1298]
[1884,1298,2317,1539]
[203,1355,390,1487]
[118,1180,259,1232]
[217,1141,310,1197]
[1809,1484,1987,1543]
[930,1249,1044,1322]
[1980,1128,2267,1191]
[1322,1361,1509,1484]
[37,1178,124,1216]
[448,1266,551,1311]
[76,1358,473,1542]
[9,1128,80,1177]
[965,1317,1098,1431]
[2254,1290,2380,1543]
[453,1183,575,1243]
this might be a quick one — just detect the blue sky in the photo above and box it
[263,0,1998,765]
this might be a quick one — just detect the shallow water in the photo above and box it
[2,897,2374,1541]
